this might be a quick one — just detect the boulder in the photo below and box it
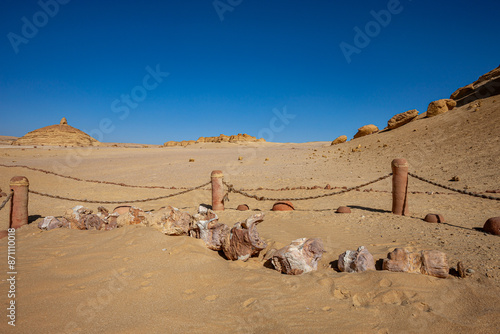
[387,109,419,130]
[149,206,193,236]
[336,206,351,213]
[222,213,267,261]
[331,135,347,145]
[60,117,68,125]
[426,99,457,117]
[424,213,445,223]
[338,246,375,273]
[450,83,475,100]
[271,201,294,211]
[383,248,449,278]
[483,217,500,236]
[271,238,325,275]
[353,124,379,139]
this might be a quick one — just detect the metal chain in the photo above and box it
[408,172,500,201]
[0,191,13,211]
[28,181,211,204]
[223,173,393,201]
[0,163,191,190]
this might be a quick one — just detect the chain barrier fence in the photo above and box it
[1,164,498,206]
[0,191,13,211]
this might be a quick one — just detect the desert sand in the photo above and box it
[0,93,499,333]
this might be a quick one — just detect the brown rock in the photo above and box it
[387,109,419,130]
[113,206,132,215]
[196,218,230,251]
[271,238,325,275]
[424,213,445,223]
[149,206,193,235]
[38,216,65,231]
[336,206,351,214]
[116,207,148,226]
[64,205,93,230]
[338,246,375,273]
[457,261,466,278]
[353,124,379,139]
[483,217,500,235]
[222,213,267,261]
[426,99,457,117]
[450,83,475,100]
[164,141,179,147]
[331,135,347,145]
[60,117,68,125]
[383,248,449,278]
[421,250,449,278]
[236,204,249,211]
[382,248,422,274]
[272,201,294,211]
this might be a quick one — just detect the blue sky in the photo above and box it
[1,0,499,144]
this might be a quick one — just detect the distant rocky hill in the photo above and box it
[164,133,265,147]
[12,118,100,147]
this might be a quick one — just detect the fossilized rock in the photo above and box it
[82,214,106,230]
[426,99,456,117]
[331,135,347,145]
[271,238,325,275]
[483,216,500,236]
[222,213,267,261]
[116,206,149,226]
[38,216,68,231]
[383,248,449,278]
[197,218,230,251]
[64,205,93,230]
[353,124,379,139]
[387,109,419,130]
[421,250,449,278]
[338,246,375,273]
[149,206,193,235]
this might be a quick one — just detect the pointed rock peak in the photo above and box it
[60,117,68,125]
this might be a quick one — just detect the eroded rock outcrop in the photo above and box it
[353,124,379,139]
[426,99,456,118]
[387,109,419,130]
[165,134,265,147]
[331,135,347,145]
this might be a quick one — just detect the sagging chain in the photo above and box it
[408,172,500,201]
[28,181,211,204]
[223,173,393,201]
[0,191,13,211]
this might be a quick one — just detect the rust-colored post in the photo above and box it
[211,170,224,211]
[10,176,29,229]
[391,159,409,216]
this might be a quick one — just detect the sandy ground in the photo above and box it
[0,96,499,333]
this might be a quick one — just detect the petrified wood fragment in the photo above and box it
[38,216,67,231]
[116,206,148,226]
[383,248,449,278]
[64,205,93,230]
[149,206,193,235]
[222,213,267,261]
[271,238,325,275]
[197,218,230,251]
[338,246,375,273]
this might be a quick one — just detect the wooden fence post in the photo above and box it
[10,176,29,229]
[211,170,224,211]
[391,159,409,216]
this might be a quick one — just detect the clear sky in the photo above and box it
[1,0,499,144]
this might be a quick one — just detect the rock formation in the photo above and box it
[222,213,267,261]
[353,124,379,139]
[271,238,325,275]
[383,248,449,278]
[338,246,375,273]
[387,109,419,130]
[331,135,347,145]
[451,65,500,107]
[426,99,457,117]
[164,134,265,147]
[483,217,500,236]
[12,118,100,147]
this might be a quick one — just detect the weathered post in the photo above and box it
[211,170,224,211]
[391,159,409,216]
[10,176,29,229]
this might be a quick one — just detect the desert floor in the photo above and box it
[0,97,499,333]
